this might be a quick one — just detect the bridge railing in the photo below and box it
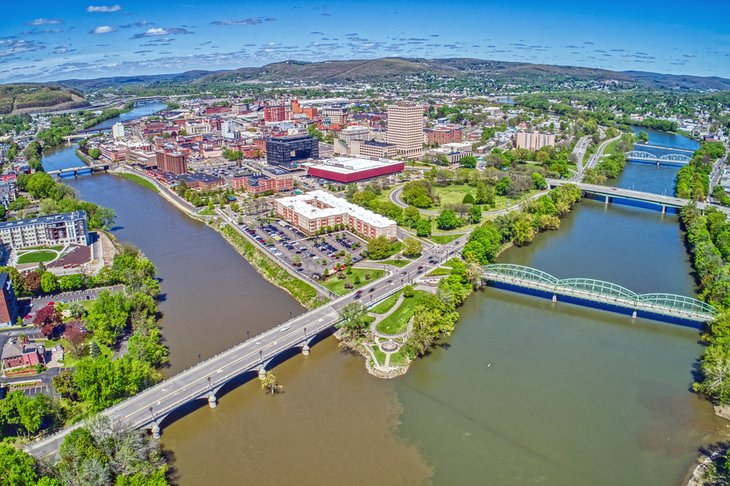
[482,264,718,320]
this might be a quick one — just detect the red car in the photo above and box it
[47,301,55,306]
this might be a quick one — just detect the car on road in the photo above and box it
[354,290,363,299]
[368,287,375,293]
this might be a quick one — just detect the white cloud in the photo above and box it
[27,18,64,26]
[131,27,193,39]
[87,5,123,13]
[91,25,117,34]
[0,38,45,57]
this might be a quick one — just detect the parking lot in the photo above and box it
[240,219,368,280]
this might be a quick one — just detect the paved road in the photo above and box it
[572,135,592,170]
[578,134,622,179]
[26,239,466,459]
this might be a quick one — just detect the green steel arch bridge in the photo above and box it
[482,264,717,323]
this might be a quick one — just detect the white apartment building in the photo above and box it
[274,190,397,239]
[0,211,89,250]
[111,122,125,140]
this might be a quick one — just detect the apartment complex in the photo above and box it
[0,211,89,250]
[515,131,556,151]
[231,171,294,195]
[425,126,462,145]
[387,102,424,159]
[275,190,397,239]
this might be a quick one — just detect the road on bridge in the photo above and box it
[26,238,467,459]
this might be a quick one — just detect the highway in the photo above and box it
[571,135,592,170]
[25,238,466,459]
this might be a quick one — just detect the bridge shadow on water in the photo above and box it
[158,397,209,430]
[583,193,680,214]
[489,282,703,330]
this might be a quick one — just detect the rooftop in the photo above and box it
[0,210,86,230]
[305,156,401,175]
[276,190,396,229]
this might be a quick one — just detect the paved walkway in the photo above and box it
[369,292,406,339]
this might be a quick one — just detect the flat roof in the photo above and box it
[305,156,402,175]
[276,190,395,229]
[0,210,86,230]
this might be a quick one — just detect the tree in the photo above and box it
[0,443,40,485]
[462,193,475,204]
[337,302,369,338]
[34,305,62,338]
[64,323,86,356]
[59,274,85,292]
[84,291,131,346]
[459,155,477,169]
[22,271,42,296]
[88,148,101,159]
[53,369,80,401]
[415,219,432,237]
[532,172,547,190]
[261,371,282,395]
[366,236,393,260]
[25,172,56,199]
[437,209,461,230]
[402,237,423,258]
[403,206,421,228]
[513,216,536,246]
[40,272,58,294]
[469,204,482,224]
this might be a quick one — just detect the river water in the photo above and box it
[41,106,725,485]
[610,128,701,195]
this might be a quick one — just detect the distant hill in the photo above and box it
[52,57,730,92]
[0,84,87,114]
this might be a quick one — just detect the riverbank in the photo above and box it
[108,166,325,309]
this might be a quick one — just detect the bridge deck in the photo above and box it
[482,264,717,322]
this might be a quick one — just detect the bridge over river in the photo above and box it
[25,239,464,459]
[483,264,717,323]
[46,163,110,178]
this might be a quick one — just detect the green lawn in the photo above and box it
[427,267,452,277]
[371,291,402,314]
[434,184,476,207]
[603,139,620,156]
[376,292,425,335]
[321,268,385,296]
[198,208,216,216]
[389,350,408,367]
[17,250,58,264]
[430,234,462,245]
[115,172,159,193]
[376,258,410,267]
[371,346,387,366]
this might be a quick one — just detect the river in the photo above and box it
[608,128,700,195]
[41,105,724,484]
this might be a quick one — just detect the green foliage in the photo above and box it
[222,148,242,161]
[469,204,482,224]
[366,236,398,260]
[415,219,432,237]
[84,291,131,346]
[87,148,101,160]
[337,302,369,339]
[402,180,435,208]
[40,272,58,294]
[676,142,726,200]
[531,172,547,190]
[402,237,423,257]
[459,155,477,169]
[436,209,462,230]
[0,443,41,485]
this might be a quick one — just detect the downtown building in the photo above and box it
[155,151,188,175]
[266,134,320,168]
[387,102,424,159]
[305,157,404,183]
[0,211,89,250]
[515,131,556,151]
[274,190,397,239]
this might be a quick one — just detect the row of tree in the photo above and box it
[0,416,169,485]
[676,142,726,200]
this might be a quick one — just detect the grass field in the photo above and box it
[321,268,385,296]
[115,172,159,193]
[17,250,58,264]
[434,185,475,207]
[198,208,216,216]
[376,258,410,267]
[430,234,463,245]
[376,291,425,335]
[371,291,402,314]
[427,267,452,277]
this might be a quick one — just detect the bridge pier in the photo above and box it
[632,310,637,319]
[661,205,666,215]
[151,422,161,439]
[258,367,267,380]
[302,344,310,356]
[552,294,557,303]
[604,195,609,205]
[208,394,218,408]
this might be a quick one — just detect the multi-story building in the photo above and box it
[515,131,556,151]
[232,172,294,195]
[111,122,125,140]
[264,105,287,123]
[387,102,424,159]
[0,272,18,326]
[425,126,462,145]
[0,211,89,250]
[333,126,371,155]
[320,107,347,126]
[266,134,319,168]
[306,157,404,183]
[353,140,398,159]
[0,181,17,209]
[155,151,187,174]
[275,190,397,239]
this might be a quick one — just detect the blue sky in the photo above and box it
[0,0,728,83]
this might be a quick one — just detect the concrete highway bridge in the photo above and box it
[25,238,465,459]
[547,179,714,214]
[482,264,717,324]
[46,163,110,178]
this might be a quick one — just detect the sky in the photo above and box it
[0,0,728,84]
